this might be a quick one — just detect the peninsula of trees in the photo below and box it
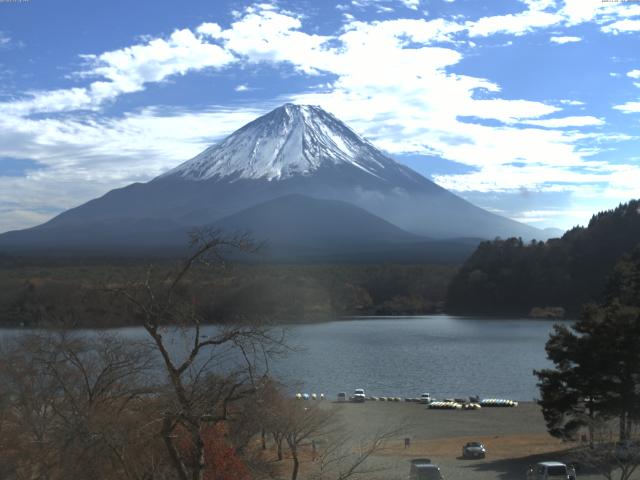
[446,200,640,316]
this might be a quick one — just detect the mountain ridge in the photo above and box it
[0,103,550,258]
[159,103,416,183]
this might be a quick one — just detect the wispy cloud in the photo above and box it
[2,1,640,232]
[601,19,640,34]
[523,116,604,128]
[550,35,582,43]
[1,28,235,116]
[0,32,10,48]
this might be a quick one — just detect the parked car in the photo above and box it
[409,459,443,480]
[337,392,347,402]
[419,392,432,404]
[462,441,486,459]
[526,462,576,480]
[352,388,366,402]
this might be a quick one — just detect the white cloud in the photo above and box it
[196,22,223,38]
[400,0,420,10]
[464,0,640,39]
[601,19,640,34]
[561,0,640,26]
[520,0,558,10]
[550,35,581,43]
[559,99,585,106]
[627,69,640,79]
[350,0,420,10]
[467,10,562,37]
[513,208,592,225]
[235,84,250,92]
[1,3,639,232]
[0,207,52,234]
[523,116,604,128]
[614,102,640,113]
[0,106,265,228]
[0,28,235,116]
[464,99,560,123]
[0,32,11,48]
[209,7,331,75]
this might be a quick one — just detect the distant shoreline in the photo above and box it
[0,313,575,331]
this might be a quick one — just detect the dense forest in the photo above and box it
[446,199,640,316]
[0,262,457,328]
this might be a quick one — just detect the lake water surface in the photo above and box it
[0,315,567,401]
[270,315,566,401]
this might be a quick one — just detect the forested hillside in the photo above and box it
[0,263,457,327]
[446,200,640,315]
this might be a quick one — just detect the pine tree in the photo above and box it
[535,246,640,442]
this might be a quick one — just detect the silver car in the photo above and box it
[409,459,443,480]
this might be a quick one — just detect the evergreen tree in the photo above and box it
[535,247,640,442]
[447,199,640,315]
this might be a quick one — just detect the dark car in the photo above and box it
[462,441,486,459]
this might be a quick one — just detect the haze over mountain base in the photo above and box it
[0,104,553,261]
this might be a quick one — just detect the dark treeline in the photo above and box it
[446,199,640,316]
[0,262,457,328]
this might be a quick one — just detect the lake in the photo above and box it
[0,315,567,401]
[270,315,567,401]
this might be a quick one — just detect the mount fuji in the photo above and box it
[0,104,547,260]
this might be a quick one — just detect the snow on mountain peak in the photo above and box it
[160,103,399,182]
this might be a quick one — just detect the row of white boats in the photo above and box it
[294,392,519,408]
[295,393,326,400]
[428,399,519,409]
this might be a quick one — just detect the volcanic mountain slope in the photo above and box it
[0,104,546,256]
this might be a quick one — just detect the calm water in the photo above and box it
[270,316,565,401]
[0,315,567,401]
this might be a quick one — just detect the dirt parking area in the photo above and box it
[330,401,620,480]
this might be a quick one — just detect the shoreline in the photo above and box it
[0,313,575,330]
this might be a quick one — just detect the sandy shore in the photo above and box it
[325,401,608,480]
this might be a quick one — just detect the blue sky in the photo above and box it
[1,0,639,233]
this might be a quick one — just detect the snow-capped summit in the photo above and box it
[0,103,550,255]
[161,104,400,182]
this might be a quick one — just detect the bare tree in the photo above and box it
[110,230,286,480]
[282,401,336,480]
[0,332,163,480]
[311,427,401,480]
[571,419,640,480]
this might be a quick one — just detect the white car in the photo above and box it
[526,462,576,480]
[419,393,431,404]
[353,388,366,402]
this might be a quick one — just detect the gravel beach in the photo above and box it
[327,401,610,480]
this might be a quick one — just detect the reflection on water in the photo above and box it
[0,315,567,401]
[270,316,566,401]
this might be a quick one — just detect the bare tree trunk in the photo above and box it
[192,434,206,480]
[261,429,266,450]
[290,444,299,480]
[162,418,189,480]
[273,433,283,461]
[588,401,595,449]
